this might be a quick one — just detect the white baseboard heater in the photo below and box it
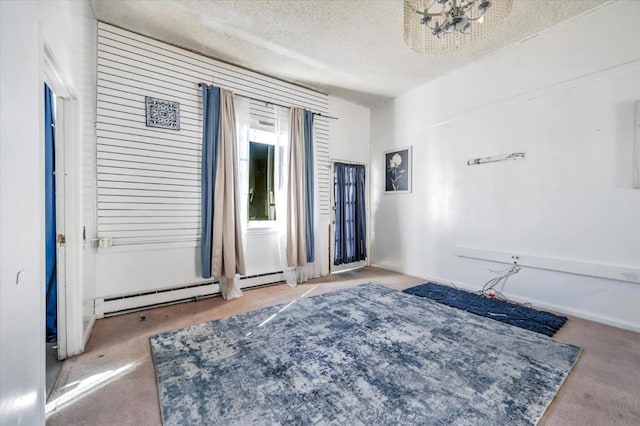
[95,271,284,318]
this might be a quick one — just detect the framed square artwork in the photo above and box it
[145,96,180,130]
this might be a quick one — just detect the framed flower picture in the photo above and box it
[384,146,412,193]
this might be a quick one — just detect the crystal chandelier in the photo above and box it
[403,0,513,53]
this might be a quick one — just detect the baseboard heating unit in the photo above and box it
[95,271,284,318]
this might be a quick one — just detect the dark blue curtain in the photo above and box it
[303,110,314,262]
[45,84,57,340]
[333,162,366,266]
[200,84,221,278]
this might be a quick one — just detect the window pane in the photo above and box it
[248,141,276,221]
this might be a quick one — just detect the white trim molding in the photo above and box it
[455,246,640,284]
[634,101,640,189]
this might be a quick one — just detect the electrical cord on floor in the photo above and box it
[479,265,520,298]
[436,268,560,334]
[479,266,534,308]
[448,281,461,290]
[490,289,533,308]
[476,266,561,332]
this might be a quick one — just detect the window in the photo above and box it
[248,128,276,223]
[248,141,275,221]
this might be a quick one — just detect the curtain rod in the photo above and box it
[197,83,338,120]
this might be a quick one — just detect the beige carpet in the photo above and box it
[46,267,640,425]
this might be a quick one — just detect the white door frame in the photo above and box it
[329,160,369,274]
[53,95,68,359]
[43,45,80,360]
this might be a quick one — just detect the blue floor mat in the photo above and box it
[403,283,567,336]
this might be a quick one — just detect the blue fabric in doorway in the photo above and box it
[333,162,366,265]
[45,84,57,340]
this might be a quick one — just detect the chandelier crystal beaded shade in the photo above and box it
[403,0,513,53]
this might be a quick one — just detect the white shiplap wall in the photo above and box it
[96,22,330,246]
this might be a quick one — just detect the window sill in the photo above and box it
[247,222,278,234]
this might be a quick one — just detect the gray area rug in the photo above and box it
[150,283,581,425]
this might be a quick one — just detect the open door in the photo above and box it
[45,83,69,400]
[43,47,70,363]
[44,84,59,344]
[53,94,67,359]
[44,85,68,357]
[330,161,368,273]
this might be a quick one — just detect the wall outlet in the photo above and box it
[511,255,520,265]
[98,237,114,248]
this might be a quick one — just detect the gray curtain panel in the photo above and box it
[199,84,220,279]
[287,108,308,267]
[212,89,246,278]
[303,110,315,263]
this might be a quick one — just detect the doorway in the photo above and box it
[45,83,57,344]
[330,161,368,273]
[44,82,65,399]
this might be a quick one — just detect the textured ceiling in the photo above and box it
[91,0,608,107]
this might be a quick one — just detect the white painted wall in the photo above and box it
[370,1,640,331]
[0,0,96,424]
[92,25,332,300]
[329,96,371,165]
[328,96,372,271]
[94,97,370,297]
[95,236,284,297]
[82,23,98,347]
